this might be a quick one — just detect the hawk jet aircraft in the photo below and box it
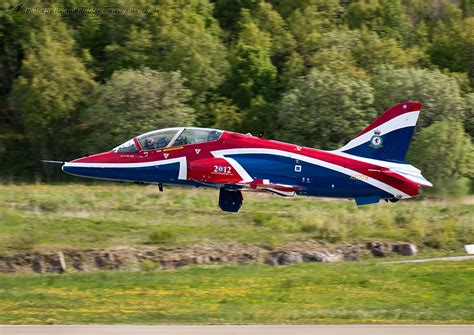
[62,102,432,212]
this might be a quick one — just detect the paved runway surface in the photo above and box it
[1,325,473,335]
[382,255,474,264]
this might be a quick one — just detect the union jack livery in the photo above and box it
[63,102,432,212]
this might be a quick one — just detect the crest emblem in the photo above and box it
[369,130,383,148]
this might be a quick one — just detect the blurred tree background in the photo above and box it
[0,0,473,193]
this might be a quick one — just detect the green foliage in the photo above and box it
[345,0,411,42]
[287,0,343,55]
[423,218,458,249]
[278,68,375,149]
[150,0,230,94]
[300,218,348,243]
[103,26,153,74]
[4,235,37,253]
[309,48,368,80]
[372,67,465,128]
[464,93,474,137]
[224,33,277,132]
[230,44,276,107]
[252,2,296,61]
[351,30,426,71]
[84,68,194,152]
[209,97,243,131]
[10,17,96,162]
[408,119,474,193]
[148,229,177,245]
[429,18,474,84]
[1,0,474,179]
[224,11,278,111]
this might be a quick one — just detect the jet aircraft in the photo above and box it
[62,102,432,212]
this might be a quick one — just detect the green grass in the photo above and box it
[0,184,473,255]
[0,184,473,324]
[0,260,473,324]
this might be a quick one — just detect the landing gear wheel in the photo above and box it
[389,198,399,203]
[219,188,243,212]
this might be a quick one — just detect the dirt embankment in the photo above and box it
[0,241,417,274]
[0,241,417,273]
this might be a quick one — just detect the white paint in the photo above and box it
[63,157,188,180]
[336,111,420,152]
[264,188,296,197]
[333,151,432,187]
[212,148,411,198]
[220,157,253,183]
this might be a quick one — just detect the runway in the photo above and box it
[1,325,473,335]
[382,255,474,264]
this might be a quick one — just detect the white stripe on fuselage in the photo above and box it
[332,151,432,186]
[63,157,188,180]
[212,148,411,198]
[336,111,420,152]
[222,157,254,183]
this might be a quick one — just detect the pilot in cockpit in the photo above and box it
[143,137,154,150]
[207,131,219,142]
[156,137,169,148]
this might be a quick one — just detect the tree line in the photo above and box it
[0,0,473,193]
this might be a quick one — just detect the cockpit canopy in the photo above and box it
[112,127,223,153]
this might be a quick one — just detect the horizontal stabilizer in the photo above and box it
[355,196,380,206]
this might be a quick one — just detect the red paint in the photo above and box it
[356,102,422,138]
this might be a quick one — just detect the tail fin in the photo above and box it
[336,102,421,163]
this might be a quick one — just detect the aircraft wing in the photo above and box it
[238,179,302,197]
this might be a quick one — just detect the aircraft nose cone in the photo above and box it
[62,152,114,178]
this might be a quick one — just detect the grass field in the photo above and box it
[1,260,473,324]
[0,184,472,255]
[0,184,473,324]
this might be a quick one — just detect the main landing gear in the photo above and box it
[219,188,243,212]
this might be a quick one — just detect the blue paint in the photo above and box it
[63,153,396,201]
[355,196,380,205]
[63,164,193,186]
[227,154,392,199]
[344,126,415,163]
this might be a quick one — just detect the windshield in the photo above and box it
[113,139,138,153]
[173,129,222,146]
[137,129,180,150]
